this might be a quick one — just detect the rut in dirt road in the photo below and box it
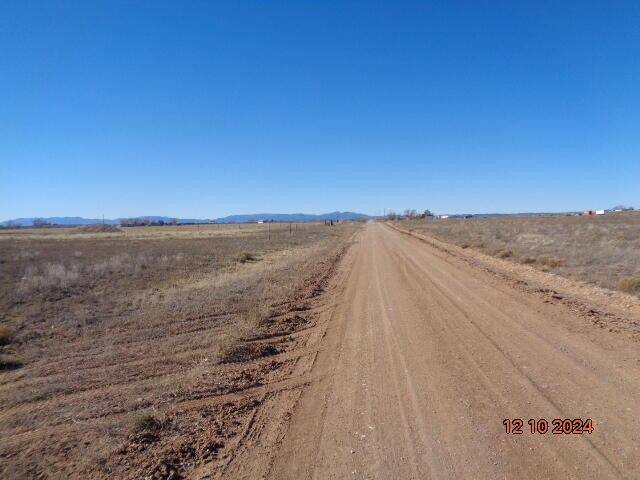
[267,222,640,480]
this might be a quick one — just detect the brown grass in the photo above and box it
[73,224,122,234]
[0,325,20,370]
[519,256,537,264]
[461,241,484,249]
[232,251,256,263]
[537,254,562,267]
[132,413,169,433]
[0,354,23,370]
[395,212,640,295]
[0,325,15,345]
[0,221,359,478]
[618,277,640,294]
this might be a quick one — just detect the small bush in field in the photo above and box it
[0,354,23,370]
[133,414,166,432]
[461,241,484,249]
[232,252,256,263]
[17,263,80,294]
[492,249,513,258]
[0,325,16,345]
[519,256,537,264]
[537,255,562,267]
[618,277,640,294]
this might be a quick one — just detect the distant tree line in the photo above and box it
[385,209,433,220]
[120,218,179,227]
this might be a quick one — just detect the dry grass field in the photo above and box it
[394,212,640,296]
[0,221,359,479]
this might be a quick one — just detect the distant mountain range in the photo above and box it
[215,212,369,223]
[0,211,372,226]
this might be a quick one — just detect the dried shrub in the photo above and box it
[91,254,151,275]
[493,249,513,258]
[133,414,168,433]
[618,277,640,294]
[17,263,80,294]
[519,256,537,264]
[537,255,562,267]
[15,252,182,297]
[0,354,23,370]
[0,325,16,345]
[221,342,278,363]
[232,252,256,263]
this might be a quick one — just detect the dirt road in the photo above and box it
[265,222,639,479]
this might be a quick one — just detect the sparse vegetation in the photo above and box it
[74,224,121,234]
[0,325,20,370]
[618,277,640,295]
[232,251,256,263]
[519,256,537,264]
[0,221,359,478]
[133,413,168,433]
[461,241,484,249]
[536,255,562,267]
[0,325,16,345]
[0,354,23,370]
[394,212,640,294]
[17,263,80,294]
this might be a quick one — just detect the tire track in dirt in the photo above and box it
[385,227,626,476]
[0,230,361,480]
[266,222,640,479]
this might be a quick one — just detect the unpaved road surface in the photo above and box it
[264,222,639,479]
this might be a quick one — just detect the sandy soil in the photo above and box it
[258,222,639,479]
[4,221,639,479]
[0,224,358,479]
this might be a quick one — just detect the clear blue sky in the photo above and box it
[1,1,638,220]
